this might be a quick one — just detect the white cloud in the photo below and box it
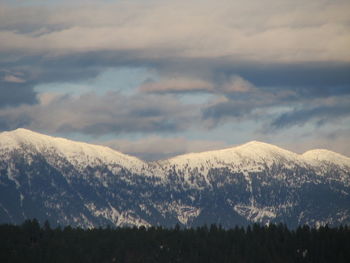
[0,0,349,63]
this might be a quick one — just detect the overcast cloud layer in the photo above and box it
[0,0,349,160]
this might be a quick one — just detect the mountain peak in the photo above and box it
[2,128,55,142]
[0,128,149,175]
[237,140,282,150]
[303,149,350,167]
[242,140,266,145]
[160,139,301,172]
[7,127,41,135]
[12,127,35,133]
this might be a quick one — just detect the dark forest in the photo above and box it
[1,220,349,263]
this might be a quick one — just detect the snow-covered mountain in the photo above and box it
[0,128,349,228]
[0,128,152,175]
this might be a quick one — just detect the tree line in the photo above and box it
[0,219,349,263]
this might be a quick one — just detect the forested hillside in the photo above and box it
[1,220,349,263]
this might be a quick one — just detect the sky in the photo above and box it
[0,0,350,160]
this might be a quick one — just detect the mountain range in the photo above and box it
[0,128,349,228]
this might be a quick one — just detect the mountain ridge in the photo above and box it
[1,128,349,164]
[0,128,349,228]
[0,128,152,176]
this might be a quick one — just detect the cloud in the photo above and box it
[200,83,293,126]
[0,91,197,135]
[139,75,255,95]
[1,0,349,109]
[271,98,350,129]
[139,77,213,93]
[201,77,350,131]
[3,74,26,83]
[104,136,227,161]
[217,62,350,96]
[221,76,255,93]
[0,85,38,108]
[298,129,350,157]
[202,98,254,125]
[0,0,349,154]
[267,128,350,158]
[0,1,349,63]
[0,70,37,107]
[0,57,103,107]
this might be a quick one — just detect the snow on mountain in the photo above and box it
[302,149,350,168]
[159,140,304,168]
[156,140,349,180]
[155,141,309,189]
[0,128,152,176]
[0,128,349,228]
[302,149,350,186]
[2,129,348,172]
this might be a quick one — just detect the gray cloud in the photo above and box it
[0,85,37,108]
[202,100,254,125]
[200,83,296,125]
[0,70,38,107]
[0,92,197,135]
[201,77,350,131]
[259,128,350,158]
[271,99,350,129]
[212,62,350,98]
[0,54,104,107]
